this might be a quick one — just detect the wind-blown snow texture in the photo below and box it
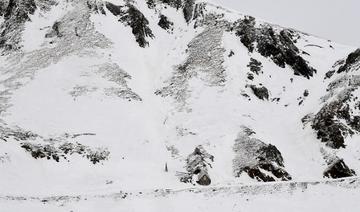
[0,0,360,211]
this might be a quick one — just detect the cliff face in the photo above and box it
[0,0,359,195]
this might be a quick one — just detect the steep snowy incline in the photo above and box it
[0,0,359,197]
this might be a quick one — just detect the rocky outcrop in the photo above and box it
[233,127,291,182]
[312,49,360,149]
[158,14,173,32]
[0,0,58,52]
[45,21,63,38]
[86,0,106,14]
[183,0,195,23]
[21,142,110,164]
[179,145,214,186]
[0,0,37,51]
[157,0,182,10]
[248,58,263,75]
[1,124,109,164]
[312,99,357,149]
[337,49,360,74]
[147,0,200,24]
[2,0,36,21]
[105,1,154,47]
[324,159,355,179]
[250,85,269,100]
[232,16,316,78]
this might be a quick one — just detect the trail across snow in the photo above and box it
[1,177,360,212]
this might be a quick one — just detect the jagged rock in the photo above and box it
[312,101,353,149]
[233,127,291,182]
[86,0,106,14]
[311,50,360,149]
[197,170,211,186]
[158,14,173,32]
[104,1,121,16]
[181,145,214,186]
[158,0,182,9]
[45,21,63,38]
[233,16,257,52]
[324,159,356,179]
[183,0,195,23]
[3,0,36,21]
[250,85,269,100]
[312,71,360,149]
[146,0,156,9]
[21,142,110,164]
[337,49,360,73]
[248,58,263,75]
[105,1,154,47]
[257,144,285,167]
[303,89,309,97]
[21,143,59,161]
[0,0,37,51]
[228,50,234,57]
[247,73,254,80]
[233,16,316,78]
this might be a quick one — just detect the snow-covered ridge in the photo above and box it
[0,0,359,202]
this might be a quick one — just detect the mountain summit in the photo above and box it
[1,0,360,210]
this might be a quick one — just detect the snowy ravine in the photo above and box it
[0,0,360,211]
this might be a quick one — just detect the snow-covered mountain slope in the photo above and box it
[0,0,360,203]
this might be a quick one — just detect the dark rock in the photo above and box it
[159,0,182,9]
[228,50,234,57]
[244,166,275,182]
[183,0,195,23]
[312,99,360,149]
[233,127,291,182]
[247,73,254,80]
[197,170,211,186]
[192,3,205,21]
[45,21,63,38]
[250,85,269,100]
[234,16,256,52]
[87,1,106,14]
[105,2,122,16]
[146,0,156,9]
[233,17,316,78]
[337,49,360,73]
[158,14,173,32]
[247,58,262,75]
[257,144,284,167]
[0,0,37,51]
[324,159,356,179]
[325,70,335,79]
[3,0,36,21]
[119,4,154,47]
[20,142,110,164]
[303,89,309,97]
[182,145,214,186]
[106,2,154,47]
